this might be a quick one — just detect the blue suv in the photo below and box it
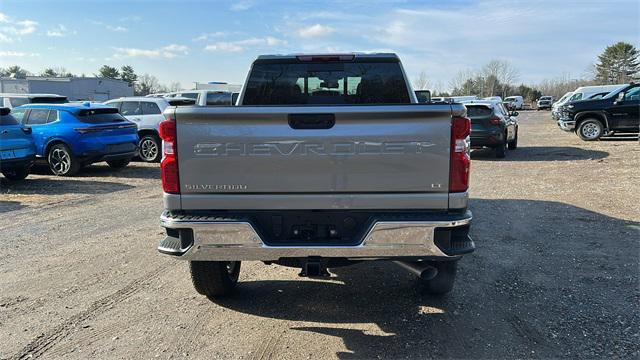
[0,107,36,181]
[12,103,139,176]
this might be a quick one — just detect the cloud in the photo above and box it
[106,25,128,32]
[204,36,286,53]
[0,51,39,57]
[204,42,244,53]
[113,44,189,59]
[88,19,128,33]
[46,24,76,37]
[297,24,334,38]
[119,15,142,22]
[0,13,38,42]
[193,31,228,42]
[230,1,252,11]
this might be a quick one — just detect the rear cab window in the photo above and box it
[75,108,127,123]
[242,56,411,105]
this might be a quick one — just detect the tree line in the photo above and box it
[413,41,639,103]
[0,64,180,96]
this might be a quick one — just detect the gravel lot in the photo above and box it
[1,111,638,359]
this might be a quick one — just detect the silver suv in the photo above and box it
[104,97,169,162]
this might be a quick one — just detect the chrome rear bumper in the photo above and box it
[159,211,473,261]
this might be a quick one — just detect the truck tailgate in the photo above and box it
[175,105,452,195]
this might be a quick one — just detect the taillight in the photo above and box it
[159,117,179,194]
[450,116,471,193]
[489,117,502,125]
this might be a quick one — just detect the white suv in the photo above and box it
[165,90,234,106]
[104,97,169,162]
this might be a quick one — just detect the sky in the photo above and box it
[0,0,638,91]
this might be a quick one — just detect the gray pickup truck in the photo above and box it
[157,53,474,299]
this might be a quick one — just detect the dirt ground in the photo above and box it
[0,111,638,359]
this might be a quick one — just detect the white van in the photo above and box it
[566,84,627,102]
[504,96,524,110]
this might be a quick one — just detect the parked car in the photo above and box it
[463,100,519,158]
[504,96,524,110]
[164,90,234,106]
[536,96,554,110]
[104,97,170,162]
[157,53,474,298]
[565,84,627,103]
[414,90,431,103]
[552,92,574,120]
[0,107,36,180]
[0,93,68,108]
[13,103,138,176]
[558,83,639,140]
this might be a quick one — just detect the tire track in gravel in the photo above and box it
[173,308,213,356]
[250,328,285,360]
[11,264,172,360]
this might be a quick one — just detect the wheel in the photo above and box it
[138,134,161,162]
[420,260,458,295]
[508,129,518,150]
[190,261,241,299]
[577,119,604,141]
[495,141,506,158]
[48,143,79,176]
[107,159,130,169]
[2,166,30,181]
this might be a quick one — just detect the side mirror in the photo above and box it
[510,111,519,117]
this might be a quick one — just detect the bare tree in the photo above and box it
[413,70,429,89]
[135,74,162,96]
[168,81,182,92]
[481,60,519,97]
[449,69,476,95]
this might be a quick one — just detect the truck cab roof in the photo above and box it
[254,53,400,62]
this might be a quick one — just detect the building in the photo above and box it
[194,81,242,93]
[0,76,133,101]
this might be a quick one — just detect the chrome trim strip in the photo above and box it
[159,211,472,261]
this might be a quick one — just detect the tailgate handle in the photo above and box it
[288,113,335,130]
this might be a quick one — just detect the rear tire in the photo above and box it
[190,261,241,299]
[577,119,604,141]
[2,166,30,181]
[47,143,79,176]
[138,134,161,163]
[420,260,458,295]
[106,159,130,169]
[508,129,518,150]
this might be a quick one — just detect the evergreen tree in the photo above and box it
[595,42,639,84]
